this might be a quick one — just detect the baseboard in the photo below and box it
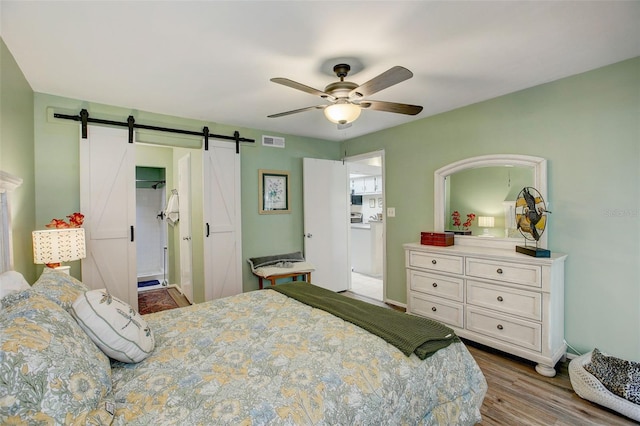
[384,298,406,309]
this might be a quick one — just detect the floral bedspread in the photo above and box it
[111,289,486,425]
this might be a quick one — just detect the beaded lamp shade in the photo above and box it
[32,228,86,267]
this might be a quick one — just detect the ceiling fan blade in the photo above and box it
[349,66,414,98]
[359,100,423,115]
[270,78,336,101]
[267,105,326,118]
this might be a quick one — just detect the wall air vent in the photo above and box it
[262,135,285,148]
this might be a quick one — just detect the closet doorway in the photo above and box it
[135,166,169,292]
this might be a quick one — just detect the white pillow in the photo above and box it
[0,270,31,299]
[71,289,155,363]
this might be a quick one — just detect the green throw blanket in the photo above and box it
[272,282,458,360]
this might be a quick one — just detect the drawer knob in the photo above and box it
[497,324,504,330]
[431,306,437,312]
[432,282,438,288]
[496,268,503,274]
[431,259,437,265]
[497,296,504,302]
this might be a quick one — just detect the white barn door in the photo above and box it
[178,153,193,302]
[80,126,137,310]
[203,140,242,300]
[303,158,350,292]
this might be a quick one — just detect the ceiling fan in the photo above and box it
[268,64,423,128]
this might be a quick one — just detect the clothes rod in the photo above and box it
[53,109,254,153]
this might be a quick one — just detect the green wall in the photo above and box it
[344,57,640,360]
[0,38,36,282]
[32,93,340,302]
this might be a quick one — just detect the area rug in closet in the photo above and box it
[138,288,190,315]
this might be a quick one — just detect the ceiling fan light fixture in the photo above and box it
[269,64,421,123]
[323,102,361,125]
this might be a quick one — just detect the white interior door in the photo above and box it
[178,153,193,302]
[80,126,137,310]
[303,157,350,292]
[203,140,242,301]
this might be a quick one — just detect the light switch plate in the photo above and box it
[387,207,396,217]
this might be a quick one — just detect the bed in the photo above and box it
[1,270,487,425]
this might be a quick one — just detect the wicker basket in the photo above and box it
[568,351,640,422]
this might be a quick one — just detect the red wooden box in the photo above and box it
[420,232,454,246]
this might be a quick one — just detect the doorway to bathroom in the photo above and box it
[135,166,168,292]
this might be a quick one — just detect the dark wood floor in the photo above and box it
[341,290,637,426]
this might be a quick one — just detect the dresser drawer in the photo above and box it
[408,250,464,275]
[466,257,541,288]
[409,270,464,302]
[466,307,541,352]
[466,280,542,321]
[409,292,463,328]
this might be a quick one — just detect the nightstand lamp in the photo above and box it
[477,216,495,237]
[32,228,86,274]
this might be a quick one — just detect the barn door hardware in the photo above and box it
[54,109,255,152]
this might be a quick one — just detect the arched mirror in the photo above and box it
[434,154,548,249]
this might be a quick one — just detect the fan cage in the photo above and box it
[515,186,547,242]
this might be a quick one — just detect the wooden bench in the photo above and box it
[255,271,312,289]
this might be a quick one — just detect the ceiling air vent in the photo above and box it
[262,135,285,148]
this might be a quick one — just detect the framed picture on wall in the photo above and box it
[259,169,290,214]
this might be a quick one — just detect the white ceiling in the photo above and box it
[2,1,639,142]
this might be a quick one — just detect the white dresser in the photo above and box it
[405,242,567,376]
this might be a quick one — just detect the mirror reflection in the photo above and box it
[445,166,534,238]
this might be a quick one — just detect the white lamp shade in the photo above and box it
[32,228,86,264]
[323,103,361,124]
[478,216,495,228]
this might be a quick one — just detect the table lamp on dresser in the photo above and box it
[32,228,86,275]
[477,216,495,237]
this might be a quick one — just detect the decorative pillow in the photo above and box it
[71,289,155,363]
[0,270,30,299]
[30,268,89,310]
[247,251,305,270]
[584,348,640,405]
[0,294,114,424]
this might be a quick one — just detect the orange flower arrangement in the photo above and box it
[451,211,476,231]
[45,212,84,228]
